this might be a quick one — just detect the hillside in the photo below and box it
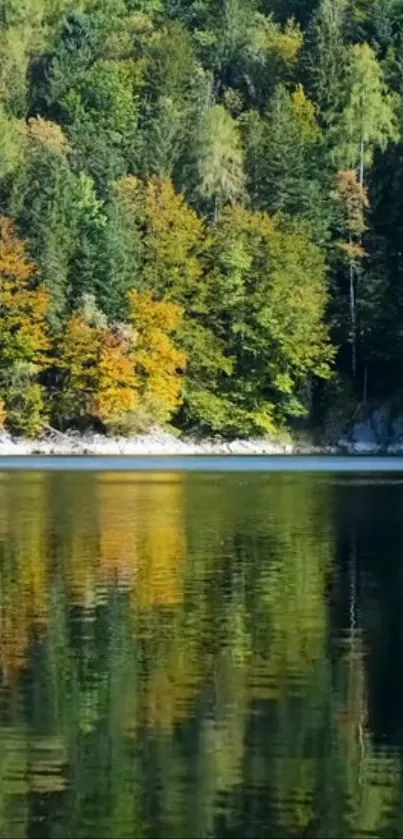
[0,0,401,438]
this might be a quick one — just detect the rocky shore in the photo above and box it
[0,404,403,456]
[0,427,297,456]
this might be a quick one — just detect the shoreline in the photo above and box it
[0,428,297,457]
[0,427,401,456]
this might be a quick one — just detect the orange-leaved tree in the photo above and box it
[0,216,51,435]
[57,291,186,432]
[56,306,138,430]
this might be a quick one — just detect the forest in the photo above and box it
[0,0,401,438]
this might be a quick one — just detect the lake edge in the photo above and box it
[2,454,403,471]
[0,428,395,458]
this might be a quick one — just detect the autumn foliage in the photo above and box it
[57,315,138,428]
[0,216,187,435]
[335,169,369,261]
[0,0,403,437]
[129,290,187,425]
[0,217,50,366]
[56,291,185,432]
[0,217,50,435]
[0,190,331,438]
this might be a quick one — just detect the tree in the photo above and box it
[56,289,186,431]
[110,175,204,301]
[143,177,204,296]
[129,289,187,425]
[242,84,330,243]
[0,103,24,180]
[10,117,77,324]
[56,295,138,430]
[335,42,398,186]
[0,0,49,117]
[235,13,303,109]
[183,206,333,435]
[30,7,124,117]
[194,103,245,220]
[0,217,50,435]
[62,57,140,188]
[67,173,109,311]
[260,0,320,26]
[332,44,398,382]
[304,0,349,129]
[333,169,369,377]
[135,22,201,179]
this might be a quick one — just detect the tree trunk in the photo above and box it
[359,136,364,191]
[349,238,356,379]
[353,133,365,381]
[363,365,368,404]
[213,195,220,224]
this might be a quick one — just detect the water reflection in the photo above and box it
[0,471,401,836]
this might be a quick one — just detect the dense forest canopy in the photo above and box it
[0,0,402,437]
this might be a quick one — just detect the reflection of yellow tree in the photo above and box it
[97,472,186,608]
[98,472,200,734]
[131,475,186,610]
[0,474,50,682]
[57,474,101,610]
[97,473,139,591]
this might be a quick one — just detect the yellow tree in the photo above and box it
[112,175,204,301]
[0,473,50,684]
[145,177,204,295]
[0,216,50,435]
[129,289,187,425]
[95,328,139,426]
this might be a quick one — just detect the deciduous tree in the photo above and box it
[0,216,50,434]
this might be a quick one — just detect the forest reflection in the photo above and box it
[0,470,401,838]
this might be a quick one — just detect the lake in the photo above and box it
[1,459,403,837]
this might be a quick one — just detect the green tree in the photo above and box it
[235,13,303,109]
[332,43,398,384]
[242,84,330,243]
[10,117,77,324]
[335,42,398,186]
[194,103,245,220]
[135,22,202,179]
[0,102,23,179]
[67,172,109,312]
[30,6,126,118]
[304,0,349,129]
[62,58,140,188]
[184,206,333,434]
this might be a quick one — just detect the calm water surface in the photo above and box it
[1,463,403,837]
